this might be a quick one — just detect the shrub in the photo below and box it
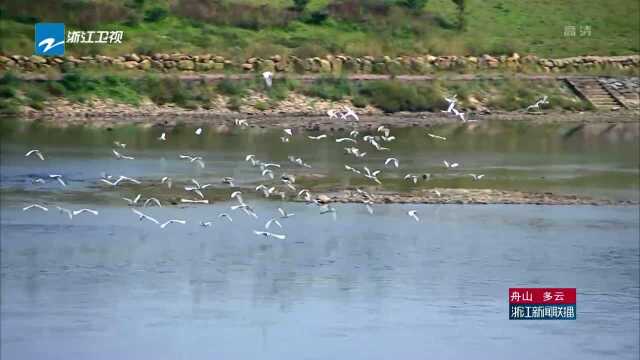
[304,77,353,100]
[144,7,168,22]
[217,79,248,97]
[358,81,444,112]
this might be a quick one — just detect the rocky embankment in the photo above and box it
[1,53,638,74]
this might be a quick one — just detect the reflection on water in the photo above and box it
[0,119,638,201]
[1,203,638,359]
[1,118,639,359]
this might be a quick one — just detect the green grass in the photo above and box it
[0,0,637,58]
[0,70,602,114]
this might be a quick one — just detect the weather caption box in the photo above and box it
[509,288,576,320]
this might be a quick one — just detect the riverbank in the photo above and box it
[11,100,640,131]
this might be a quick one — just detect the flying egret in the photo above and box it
[143,197,162,207]
[253,230,286,240]
[112,149,135,160]
[73,208,99,216]
[265,218,283,229]
[336,138,357,144]
[443,160,459,169]
[308,134,328,140]
[218,213,233,222]
[122,194,141,206]
[469,174,485,181]
[132,209,160,224]
[408,210,420,222]
[160,219,186,229]
[56,206,73,219]
[278,207,295,218]
[158,132,166,141]
[384,158,399,168]
[25,149,45,161]
[195,128,203,135]
[113,141,126,149]
[49,174,66,187]
[23,204,48,212]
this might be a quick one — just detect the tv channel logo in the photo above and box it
[34,23,65,56]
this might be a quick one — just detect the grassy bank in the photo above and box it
[0,71,593,115]
[0,0,638,58]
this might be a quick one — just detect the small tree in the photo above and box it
[293,0,310,12]
[399,0,428,12]
[452,0,465,30]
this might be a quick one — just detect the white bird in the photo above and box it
[469,174,485,181]
[452,108,466,122]
[408,210,420,222]
[404,174,418,184]
[443,95,457,113]
[143,197,162,207]
[381,135,396,142]
[161,176,172,189]
[179,154,204,168]
[280,137,290,143]
[23,204,48,212]
[265,218,283,229]
[122,194,141,205]
[526,95,549,112]
[32,177,46,184]
[384,158,399,168]
[49,174,66,186]
[377,126,390,137]
[320,205,337,221]
[278,207,295,218]
[230,191,243,202]
[253,230,286,240]
[158,132,166,141]
[195,127,203,135]
[336,137,357,143]
[342,106,359,122]
[363,200,374,215]
[245,154,256,162]
[349,130,359,138]
[433,189,442,197]
[160,219,186,229]
[308,134,327,140]
[56,206,73,219]
[443,160,459,169]
[25,149,45,160]
[73,208,99,216]
[132,208,160,224]
[218,213,233,222]
[234,119,249,127]
[222,177,235,187]
[262,71,273,88]
[113,141,126,148]
[345,164,361,174]
[200,221,213,227]
[261,169,274,179]
[180,199,209,204]
[427,133,447,141]
[284,128,293,136]
[327,109,340,119]
[112,149,134,160]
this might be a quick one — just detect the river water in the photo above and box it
[1,119,638,359]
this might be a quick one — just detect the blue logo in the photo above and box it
[34,23,65,56]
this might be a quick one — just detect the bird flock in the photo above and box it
[17,92,523,239]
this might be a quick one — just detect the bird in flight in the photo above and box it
[25,149,45,161]
[253,230,286,240]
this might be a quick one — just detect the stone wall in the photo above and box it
[1,53,638,74]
